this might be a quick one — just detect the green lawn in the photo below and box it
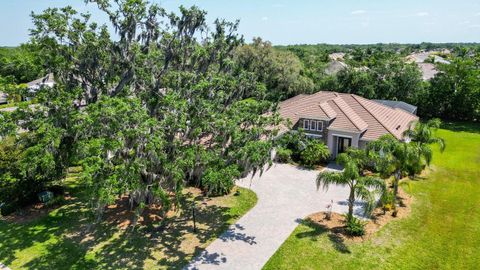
[0,176,257,270]
[264,122,480,270]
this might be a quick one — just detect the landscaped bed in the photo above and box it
[263,122,480,269]
[0,175,257,269]
[305,186,413,243]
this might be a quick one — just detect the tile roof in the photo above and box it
[373,99,417,114]
[27,73,55,89]
[278,91,419,140]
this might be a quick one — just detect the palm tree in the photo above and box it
[403,119,445,174]
[316,149,385,220]
[367,135,431,202]
[403,118,445,151]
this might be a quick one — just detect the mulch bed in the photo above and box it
[307,187,413,242]
[1,194,73,224]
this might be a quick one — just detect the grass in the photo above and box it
[0,174,257,270]
[264,122,480,270]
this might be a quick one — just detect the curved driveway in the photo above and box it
[186,163,359,270]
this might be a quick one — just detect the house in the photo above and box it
[278,91,418,157]
[26,73,55,100]
[406,51,450,81]
[324,60,348,75]
[328,52,346,61]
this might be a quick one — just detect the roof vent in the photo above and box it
[396,125,401,130]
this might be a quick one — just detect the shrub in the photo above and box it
[380,190,395,213]
[345,216,367,236]
[276,130,308,160]
[201,165,240,196]
[300,140,330,167]
[275,147,292,163]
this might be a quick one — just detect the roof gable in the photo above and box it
[278,91,419,140]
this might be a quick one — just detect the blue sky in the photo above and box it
[1,0,480,46]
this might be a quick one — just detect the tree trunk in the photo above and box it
[392,169,401,217]
[393,169,401,197]
[347,187,355,221]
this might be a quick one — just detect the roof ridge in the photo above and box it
[351,94,401,139]
[331,96,367,132]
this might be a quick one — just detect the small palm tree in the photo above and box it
[403,118,445,151]
[367,135,430,201]
[316,149,385,219]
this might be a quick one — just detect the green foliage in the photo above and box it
[0,44,44,83]
[300,140,330,167]
[264,123,480,270]
[317,149,386,218]
[275,147,292,163]
[235,38,314,100]
[44,195,66,207]
[379,190,396,212]
[276,44,478,122]
[4,1,280,220]
[366,130,442,204]
[201,165,240,196]
[344,215,366,236]
[276,130,307,156]
[419,55,480,121]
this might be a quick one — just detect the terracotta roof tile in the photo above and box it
[278,91,419,141]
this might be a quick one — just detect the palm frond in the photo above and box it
[355,184,376,216]
[361,176,387,192]
[316,171,347,191]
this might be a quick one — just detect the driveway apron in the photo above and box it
[186,163,357,270]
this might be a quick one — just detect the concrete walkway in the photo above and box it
[186,163,360,270]
[0,263,11,270]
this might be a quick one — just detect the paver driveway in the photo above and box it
[186,163,361,270]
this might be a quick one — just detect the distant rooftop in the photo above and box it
[27,73,55,90]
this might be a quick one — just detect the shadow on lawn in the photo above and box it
[441,121,480,134]
[0,186,240,270]
[295,218,351,254]
[0,194,95,269]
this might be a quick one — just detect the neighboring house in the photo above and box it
[328,52,346,61]
[417,62,438,81]
[324,60,348,75]
[406,51,450,81]
[373,100,417,115]
[26,73,55,99]
[278,91,418,157]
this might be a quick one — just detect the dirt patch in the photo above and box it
[1,194,73,224]
[100,187,228,230]
[307,187,413,242]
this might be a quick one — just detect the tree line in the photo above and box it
[0,0,477,221]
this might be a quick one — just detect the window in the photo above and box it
[303,119,309,129]
[310,120,317,130]
[317,121,323,131]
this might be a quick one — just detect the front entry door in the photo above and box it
[337,137,352,155]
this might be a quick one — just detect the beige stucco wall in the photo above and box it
[327,129,361,158]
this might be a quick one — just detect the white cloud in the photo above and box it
[469,24,480,28]
[351,10,366,15]
[261,16,269,21]
[459,20,470,25]
[416,12,430,17]
[475,12,480,16]
[272,3,285,8]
